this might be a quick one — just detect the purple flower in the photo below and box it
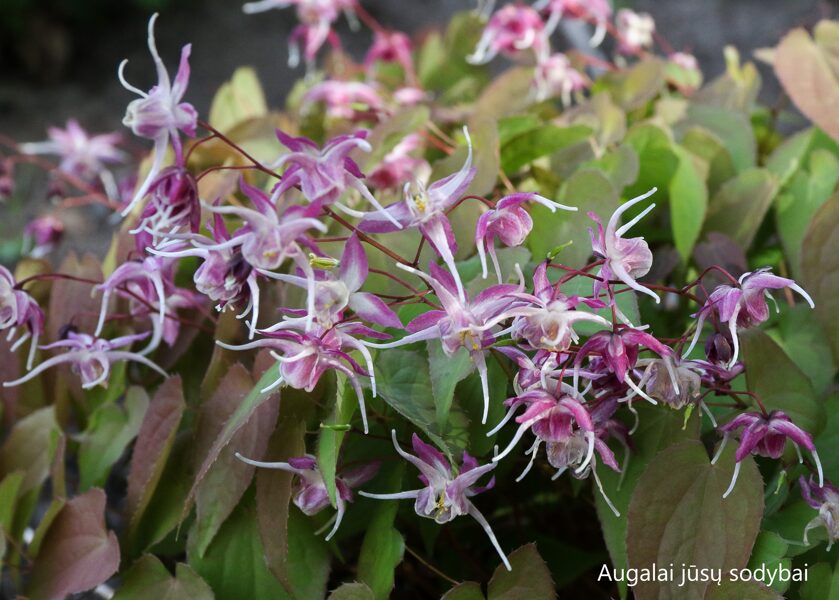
[533,53,589,104]
[686,268,814,367]
[302,81,385,121]
[535,0,612,46]
[265,234,401,330]
[358,128,475,300]
[23,215,64,258]
[1,266,45,370]
[615,9,655,55]
[467,5,548,65]
[365,30,416,81]
[360,430,510,571]
[476,193,576,282]
[507,262,609,352]
[364,261,523,424]
[367,134,430,191]
[243,0,356,69]
[713,410,822,499]
[271,130,402,229]
[235,453,378,540]
[574,327,672,404]
[118,14,198,215]
[3,331,166,390]
[800,476,839,549]
[218,321,384,433]
[132,166,201,248]
[20,119,125,184]
[589,187,659,307]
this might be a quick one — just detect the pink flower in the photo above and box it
[536,0,612,46]
[367,134,429,191]
[686,268,814,367]
[533,53,589,104]
[20,119,125,183]
[615,9,655,55]
[132,166,201,249]
[475,193,576,282]
[302,80,385,121]
[0,266,45,370]
[23,215,64,258]
[2,331,166,390]
[235,453,379,540]
[800,476,839,549]
[713,411,822,499]
[118,14,197,216]
[360,430,510,571]
[468,4,549,65]
[365,30,415,81]
[588,187,659,307]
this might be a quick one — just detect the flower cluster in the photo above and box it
[0,2,832,590]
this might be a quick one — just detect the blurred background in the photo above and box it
[0,0,835,258]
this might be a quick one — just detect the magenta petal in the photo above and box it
[340,234,368,292]
[405,310,446,333]
[349,292,402,329]
[411,433,451,474]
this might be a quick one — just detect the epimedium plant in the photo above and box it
[1,1,839,599]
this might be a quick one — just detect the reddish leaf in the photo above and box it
[46,253,102,342]
[125,376,185,533]
[27,488,120,600]
[775,27,839,144]
[193,363,279,556]
[801,194,839,363]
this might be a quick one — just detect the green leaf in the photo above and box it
[584,144,640,191]
[442,582,486,600]
[208,67,267,132]
[704,579,782,600]
[799,559,839,600]
[684,103,756,172]
[318,372,358,507]
[746,532,791,594]
[669,145,708,261]
[626,442,764,600]
[0,471,24,562]
[527,169,618,268]
[624,124,679,200]
[486,543,556,600]
[357,464,406,600]
[429,342,473,430]
[500,124,591,173]
[0,405,59,495]
[77,386,148,491]
[458,354,509,457]
[741,329,824,435]
[769,304,836,396]
[125,377,185,542]
[703,168,778,250]
[815,394,839,489]
[376,348,470,456]
[328,582,376,600]
[602,59,666,111]
[27,488,120,600]
[114,555,213,600]
[681,126,738,195]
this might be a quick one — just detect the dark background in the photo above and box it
[0,0,834,141]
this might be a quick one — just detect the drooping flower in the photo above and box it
[615,9,655,55]
[685,268,815,367]
[532,53,589,104]
[367,134,430,191]
[365,30,416,82]
[23,215,64,258]
[507,262,609,352]
[302,81,385,121]
[235,453,379,540]
[270,130,402,229]
[363,261,523,424]
[468,4,548,65]
[358,128,475,300]
[264,234,402,330]
[535,0,613,47]
[588,187,659,307]
[475,194,577,282]
[360,430,511,571]
[131,166,201,249]
[19,119,125,184]
[800,476,839,549]
[242,0,356,70]
[1,266,45,370]
[2,331,166,390]
[118,13,198,215]
[713,410,823,499]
